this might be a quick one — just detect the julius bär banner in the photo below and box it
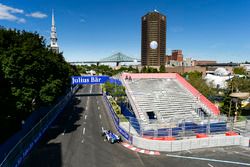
[71,76,110,85]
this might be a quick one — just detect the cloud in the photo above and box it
[26,12,47,19]
[0,3,25,23]
[0,3,23,14]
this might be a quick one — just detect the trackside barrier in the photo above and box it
[120,103,141,133]
[0,85,79,167]
[103,94,130,141]
[132,135,248,152]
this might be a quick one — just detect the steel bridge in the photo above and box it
[69,52,141,66]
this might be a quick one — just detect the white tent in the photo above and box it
[214,67,230,76]
[205,68,233,89]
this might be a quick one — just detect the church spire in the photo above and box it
[52,9,55,27]
[50,9,59,53]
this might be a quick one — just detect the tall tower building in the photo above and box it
[50,10,59,53]
[141,10,166,66]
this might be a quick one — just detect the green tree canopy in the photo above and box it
[182,71,216,98]
[159,65,165,73]
[141,66,158,73]
[233,67,247,75]
[0,28,78,142]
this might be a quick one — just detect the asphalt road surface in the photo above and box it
[22,85,250,167]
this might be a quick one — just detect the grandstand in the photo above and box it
[121,73,222,132]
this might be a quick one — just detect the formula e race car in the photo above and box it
[101,127,122,144]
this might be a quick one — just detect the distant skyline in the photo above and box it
[0,0,249,63]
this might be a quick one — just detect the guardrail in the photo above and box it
[103,94,130,141]
[0,85,79,167]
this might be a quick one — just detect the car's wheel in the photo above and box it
[118,136,123,142]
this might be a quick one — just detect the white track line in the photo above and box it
[82,127,85,135]
[90,85,92,93]
[85,115,87,120]
[130,147,137,151]
[99,114,102,119]
[208,163,214,167]
[166,154,250,166]
[86,97,90,110]
[139,150,145,153]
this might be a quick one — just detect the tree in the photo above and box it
[141,66,147,73]
[104,81,125,98]
[233,67,247,75]
[159,65,165,73]
[183,71,216,98]
[228,77,250,93]
[141,66,158,73]
[0,28,79,142]
[220,77,250,116]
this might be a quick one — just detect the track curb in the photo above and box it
[121,142,160,155]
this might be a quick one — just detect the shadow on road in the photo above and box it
[22,143,62,167]
[40,98,85,144]
[22,96,85,167]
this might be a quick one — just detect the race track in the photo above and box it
[22,85,250,167]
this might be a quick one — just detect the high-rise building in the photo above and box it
[141,10,166,66]
[50,10,59,54]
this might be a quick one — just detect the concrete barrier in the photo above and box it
[218,136,227,147]
[225,136,234,146]
[200,138,209,148]
[234,136,240,145]
[158,140,172,152]
[240,137,250,147]
[181,140,191,151]
[132,135,248,152]
[171,140,182,152]
[209,137,219,147]
[190,139,200,149]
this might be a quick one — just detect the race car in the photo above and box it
[101,127,122,144]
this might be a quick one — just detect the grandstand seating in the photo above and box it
[121,73,220,125]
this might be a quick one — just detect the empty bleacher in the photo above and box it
[121,73,220,125]
[127,78,202,123]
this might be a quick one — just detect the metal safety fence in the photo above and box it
[232,116,250,137]
[120,103,250,140]
[126,117,249,140]
[103,94,130,141]
[0,86,79,167]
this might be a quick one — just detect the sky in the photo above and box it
[0,0,249,63]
